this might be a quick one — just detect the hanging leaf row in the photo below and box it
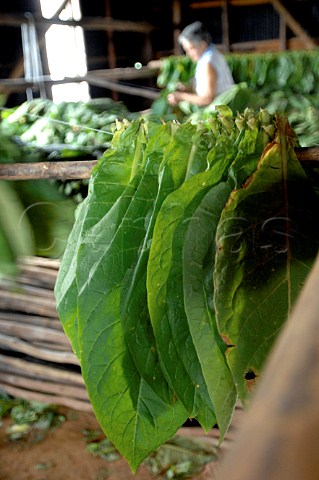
[54,107,319,472]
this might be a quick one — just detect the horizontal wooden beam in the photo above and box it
[0,69,161,99]
[0,160,98,180]
[229,36,318,52]
[0,148,318,181]
[89,65,160,81]
[190,0,271,8]
[84,74,160,99]
[0,13,154,33]
[0,383,92,412]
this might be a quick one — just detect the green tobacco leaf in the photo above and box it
[0,181,35,275]
[120,123,199,401]
[76,158,188,472]
[120,121,216,400]
[227,124,272,189]
[214,117,319,402]
[183,183,237,439]
[72,121,202,471]
[185,124,214,180]
[147,156,235,431]
[55,120,145,358]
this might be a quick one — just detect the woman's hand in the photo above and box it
[167,91,183,105]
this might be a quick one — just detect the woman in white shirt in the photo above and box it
[168,21,234,107]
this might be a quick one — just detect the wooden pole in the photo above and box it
[172,0,182,55]
[0,160,97,180]
[222,0,230,52]
[0,148,318,181]
[278,9,287,51]
[0,14,154,33]
[215,251,319,479]
[105,0,118,101]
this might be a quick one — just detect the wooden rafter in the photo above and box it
[190,0,273,8]
[0,13,154,33]
[189,0,317,51]
[271,0,316,49]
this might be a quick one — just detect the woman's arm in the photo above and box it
[168,63,217,107]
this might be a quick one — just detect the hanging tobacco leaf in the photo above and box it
[214,116,319,402]
[55,110,319,473]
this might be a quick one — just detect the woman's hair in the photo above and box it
[178,21,212,46]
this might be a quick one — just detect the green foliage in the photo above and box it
[1,97,131,153]
[156,55,196,92]
[153,50,319,146]
[0,96,134,274]
[55,108,319,471]
[225,49,319,95]
[0,131,76,274]
[0,394,65,440]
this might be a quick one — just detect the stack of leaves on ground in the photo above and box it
[55,107,319,472]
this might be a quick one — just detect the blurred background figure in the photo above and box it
[168,21,234,108]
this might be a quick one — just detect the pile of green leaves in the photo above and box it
[0,97,135,214]
[1,97,132,154]
[221,48,319,146]
[55,107,319,472]
[0,393,65,441]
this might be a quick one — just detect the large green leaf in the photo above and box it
[147,162,234,430]
[0,181,35,275]
[183,183,237,439]
[55,120,145,357]
[120,124,210,400]
[76,161,188,471]
[55,111,317,473]
[214,117,319,402]
[64,121,203,471]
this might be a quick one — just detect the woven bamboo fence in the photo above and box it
[0,256,92,412]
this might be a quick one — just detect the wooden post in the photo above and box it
[172,0,182,55]
[279,11,287,51]
[222,0,230,52]
[105,0,118,101]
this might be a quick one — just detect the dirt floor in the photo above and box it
[0,406,222,480]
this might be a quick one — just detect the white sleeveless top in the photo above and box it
[195,45,234,97]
